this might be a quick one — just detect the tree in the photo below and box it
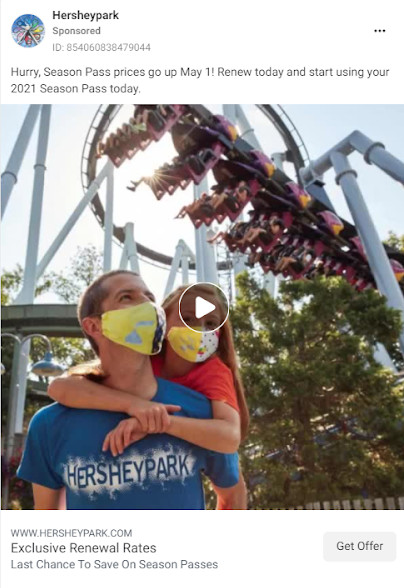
[383,232,404,369]
[1,265,54,305]
[1,245,102,510]
[232,273,404,508]
[50,245,103,303]
[1,266,55,427]
[1,246,102,427]
[385,231,404,253]
[2,246,103,509]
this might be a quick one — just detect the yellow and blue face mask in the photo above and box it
[101,302,166,355]
[167,326,220,363]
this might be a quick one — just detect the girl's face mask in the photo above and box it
[167,326,220,363]
[101,302,166,355]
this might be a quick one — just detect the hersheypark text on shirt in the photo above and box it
[63,445,197,496]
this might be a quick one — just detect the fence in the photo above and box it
[287,497,404,510]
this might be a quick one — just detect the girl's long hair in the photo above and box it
[162,284,250,439]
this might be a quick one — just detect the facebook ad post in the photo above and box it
[1,1,403,587]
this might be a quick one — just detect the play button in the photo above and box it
[178,283,230,333]
[195,296,216,319]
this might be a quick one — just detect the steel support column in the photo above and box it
[235,105,261,150]
[300,131,404,187]
[271,152,286,171]
[11,106,52,435]
[35,162,109,280]
[164,241,185,297]
[119,222,140,273]
[181,254,190,284]
[103,160,114,272]
[233,105,265,282]
[331,151,404,352]
[193,178,210,282]
[15,105,52,304]
[1,105,41,218]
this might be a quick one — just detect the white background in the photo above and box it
[1,511,402,588]
[1,1,403,585]
[1,0,403,103]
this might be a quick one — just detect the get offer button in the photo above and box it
[324,533,396,561]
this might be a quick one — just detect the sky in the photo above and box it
[1,104,404,303]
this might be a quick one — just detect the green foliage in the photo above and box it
[383,232,404,369]
[1,264,54,305]
[1,244,103,307]
[2,246,103,509]
[385,231,404,253]
[4,452,34,510]
[1,246,101,432]
[233,273,404,508]
[1,266,22,305]
[50,245,103,303]
[3,247,404,509]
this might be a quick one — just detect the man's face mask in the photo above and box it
[167,326,220,363]
[101,302,166,355]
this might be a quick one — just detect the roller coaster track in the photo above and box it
[80,104,404,286]
[81,104,309,269]
[256,104,310,173]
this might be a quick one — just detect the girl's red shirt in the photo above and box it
[151,355,240,413]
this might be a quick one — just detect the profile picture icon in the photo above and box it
[12,14,45,47]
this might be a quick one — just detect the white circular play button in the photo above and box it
[195,296,216,319]
[178,283,230,333]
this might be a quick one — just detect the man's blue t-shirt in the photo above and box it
[17,378,239,510]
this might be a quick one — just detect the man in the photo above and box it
[18,271,245,509]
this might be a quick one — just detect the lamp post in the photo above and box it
[1,332,64,509]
